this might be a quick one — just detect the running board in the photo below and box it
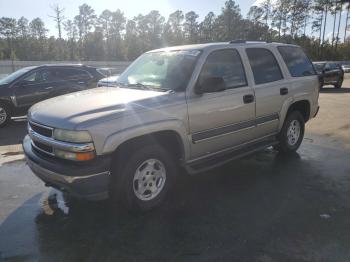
[185,137,278,175]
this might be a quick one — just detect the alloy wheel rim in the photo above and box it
[0,107,7,125]
[133,158,166,201]
[287,120,301,146]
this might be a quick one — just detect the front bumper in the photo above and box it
[314,106,320,118]
[23,135,111,200]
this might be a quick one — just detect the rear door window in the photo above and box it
[278,46,316,77]
[330,63,339,70]
[199,49,247,89]
[246,48,283,85]
[56,68,92,81]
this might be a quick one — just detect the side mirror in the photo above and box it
[195,76,226,94]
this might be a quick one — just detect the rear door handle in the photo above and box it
[280,87,288,95]
[45,86,53,90]
[243,94,255,104]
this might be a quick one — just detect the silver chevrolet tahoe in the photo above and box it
[23,41,320,211]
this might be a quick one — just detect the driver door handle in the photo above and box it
[243,94,255,104]
[45,86,53,90]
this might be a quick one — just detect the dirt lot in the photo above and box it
[0,80,350,262]
[308,78,350,148]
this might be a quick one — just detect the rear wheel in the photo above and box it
[0,103,11,127]
[111,144,176,212]
[275,111,305,154]
[335,77,343,88]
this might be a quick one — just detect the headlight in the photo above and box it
[54,129,92,143]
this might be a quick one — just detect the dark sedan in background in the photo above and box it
[313,61,344,89]
[0,64,104,127]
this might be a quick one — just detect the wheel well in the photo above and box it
[287,100,310,122]
[112,130,184,168]
[0,99,13,114]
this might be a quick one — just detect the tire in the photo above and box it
[335,77,343,88]
[275,111,305,154]
[112,144,177,212]
[0,103,11,128]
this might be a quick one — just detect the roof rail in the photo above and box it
[229,40,269,44]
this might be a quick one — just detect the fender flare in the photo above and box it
[278,96,312,131]
[102,119,190,160]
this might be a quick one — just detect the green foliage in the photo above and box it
[0,1,349,61]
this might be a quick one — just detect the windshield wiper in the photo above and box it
[118,82,170,92]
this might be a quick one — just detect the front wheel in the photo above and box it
[275,111,305,154]
[112,144,176,212]
[0,103,11,128]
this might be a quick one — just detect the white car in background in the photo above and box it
[97,75,119,87]
[342,64,350,73]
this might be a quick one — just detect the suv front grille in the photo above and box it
[29,122,53,137]
[32,140,53,154]
[28,121,95,160]
[29,121,54,156]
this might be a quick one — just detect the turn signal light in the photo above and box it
[55,149,96,161]
[75,152,96,161]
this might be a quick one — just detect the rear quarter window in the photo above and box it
[56,68,92,81]
[278,46,316,77]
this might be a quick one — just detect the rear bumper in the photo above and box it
[23,135,111,201]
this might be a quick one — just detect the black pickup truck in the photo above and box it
[313,62,344,89]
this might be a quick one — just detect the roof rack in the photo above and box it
[229,40,269,44]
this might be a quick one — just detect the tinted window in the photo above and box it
[56,68,92,81]
[199,49,247,89]
[23,69,53,83]
[278,46,316,77]
[0,67,35,85]
[313,63,325,71]
[246,48,283,84]
[329,63,339,70]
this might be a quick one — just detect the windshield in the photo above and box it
[313,63,325,71]
[117,50,200,91]
[0,67,36,85]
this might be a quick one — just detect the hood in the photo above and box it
[28,87,166,129]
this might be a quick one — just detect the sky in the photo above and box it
[0,0,345,40]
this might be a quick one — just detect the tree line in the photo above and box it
[0,0,350,62]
